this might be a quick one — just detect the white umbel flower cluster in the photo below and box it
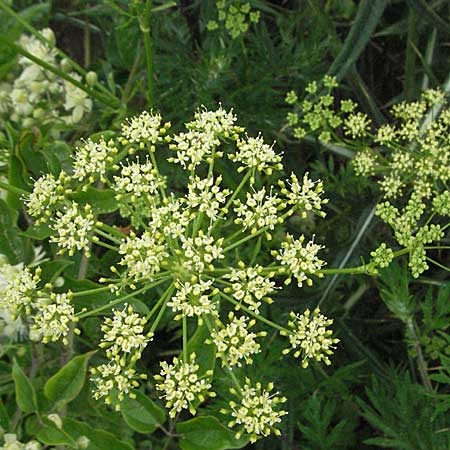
[279,173,328,217]
[30,292,79,345]
[0,260,28,340]
[120,110,169,147]
[91,304,150,409]
[50,202,95,256]
[155,352,215,418]
[180,231,224,273]
[168,279,218,321]
[224,379,287,442]
[72,138,118,183]
[0,433,42,450]
[224,264,276,313]
[281,308,339,368]
[234,187,283,234]
[274,234,325,286]
[210,313,266,366]
[91,361,147,410]
[186,176,230,219]
[169,106,242,170]
[26,172,71,223]
[118,231,168,283]
[0,28,93,128]
[2,266,41,317]
[99,304,152,360]
[113,160,166,201]
[229,134,283,174]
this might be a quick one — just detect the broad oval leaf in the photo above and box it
[121,390,166,434]
[177,416,249,450]
[63,417,134,450]
[44,352,95,405]
[12,359,38,413]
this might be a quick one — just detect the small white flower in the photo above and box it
[229,134,283,174]
[118,231,169,282]
[120,110,166,147]
[224,265,276,313]
[26,172,71,223]
[224,378,287,442]
[91,360,147,410]
[155,353,215,418]
[63,72,93,124]
[279,173,327,217]
[180,231,224,273]
[30,292,79,345]
[281,308,339,368]
[50,202,95,256]
[210,313,266,366]
[234,187,282,234]
[186,175,230,219]
[99,304,152,359]
[73,138,118,183]
[168,279,218,320]
[275,234,325,286]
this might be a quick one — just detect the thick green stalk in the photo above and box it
[139,0,154,107]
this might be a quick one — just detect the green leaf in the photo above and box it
[12,359,38,413]
[328,0,388,81]
[44,352,95,405]
[186,321,216,376]
[63,417,134,450]
[7,154,30,208]
[20,222,54,240]
[121,390,166,434]
[0,199,24,263]
[37,424,74,446]
[72,187,119,214]
[38,260,74,284]
[177,416,249,450]
[66,278,149,315]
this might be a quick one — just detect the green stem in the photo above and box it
[0,181,29,196]
[71,285,112,298]
[139,0,154,107]
[219,291,289,334]
[78,278,169,318]
[211,170,252,233]
[149,283,175,333]
[91,238,119,252]
[183,316,188,362]
[96,221,127,239]
[94,227,122,244]
[426,257,450,273]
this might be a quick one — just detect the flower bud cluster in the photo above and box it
[207,1,260,39]
[285,78,449,278]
